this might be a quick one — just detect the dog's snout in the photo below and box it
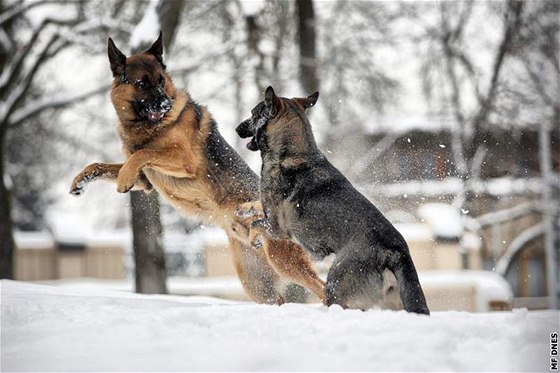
[236,119,253,138]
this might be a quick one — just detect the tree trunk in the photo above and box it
[158,0,186,54]
[0,129,15,279]
[0,0,15,279]
[540,124,559,309]
[296,0,319,93]
[129,0,186,294]
[131,191,167,293]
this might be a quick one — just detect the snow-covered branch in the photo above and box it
[0,0,68,27]
[0,34,60,127]
[8,84,110,126]
[0,17,78,92]
[0,8,133,129]
[495,223,544,276]
[357,177,545,199]
[476,201,538,228]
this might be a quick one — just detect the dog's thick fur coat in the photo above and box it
[236,87,429,314]
[70,35,325,304]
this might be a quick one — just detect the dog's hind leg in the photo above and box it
[265,239,327,304]
[387,251,430,315]
[228,236,285,305]
[325,255,386,310]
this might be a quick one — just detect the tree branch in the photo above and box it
[1,34,60,126]
[8,84,109,126]
[0,0,72,27]
[0,18,78,93]
[472,0,524,131]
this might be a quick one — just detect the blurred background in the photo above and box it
[1,0,558,311]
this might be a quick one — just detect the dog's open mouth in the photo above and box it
[236,119,260,151]
[246,136,259,151]
[147,111,165,122]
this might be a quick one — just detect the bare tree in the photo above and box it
[499,0,559,308]
[0,0,118,278]
[296,0,319,93]
[414,0,525,268]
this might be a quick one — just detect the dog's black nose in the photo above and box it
[236,119,253,138]
[160,97,172,112]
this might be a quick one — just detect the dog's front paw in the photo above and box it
[69,179,87,196]
[69,163,100,196]
[117,172,137,193]
[117,180,134,193]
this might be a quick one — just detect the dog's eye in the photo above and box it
[135,76,149,89]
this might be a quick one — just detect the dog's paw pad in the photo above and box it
[70,189,83,196]
[69,181,86,196]
[117,184,133,193]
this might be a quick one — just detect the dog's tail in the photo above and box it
[387,253,430,315]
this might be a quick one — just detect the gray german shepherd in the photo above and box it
[235,86,429,314]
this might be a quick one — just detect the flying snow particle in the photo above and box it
[439,144,446,148]
[407,138,411,143]
[461,209,469,214]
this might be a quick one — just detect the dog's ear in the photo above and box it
[294,91,319,110]
[264,86,281,117]
[108,37,126,77]
[146,31,165,68]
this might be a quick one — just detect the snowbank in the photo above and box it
[2,280,557,372]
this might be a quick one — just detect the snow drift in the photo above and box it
[1,280,557,371]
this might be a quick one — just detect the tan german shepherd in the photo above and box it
[69,33,325,304]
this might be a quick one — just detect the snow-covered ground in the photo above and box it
[2,281,558,372]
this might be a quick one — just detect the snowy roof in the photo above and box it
[417,203,463,239]
[420,270,513,312]
[14,231,54,250]
[46,211,92,245]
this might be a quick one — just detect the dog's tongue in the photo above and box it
[148,111,164,121]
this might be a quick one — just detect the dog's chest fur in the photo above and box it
[117,91,259,229]
[260,156,314,241]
